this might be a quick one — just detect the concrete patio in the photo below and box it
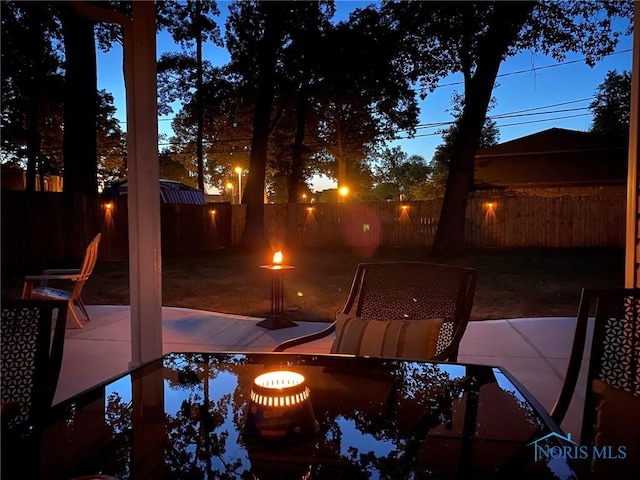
[55,305,590,439]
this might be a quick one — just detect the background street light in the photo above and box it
[235,167,243,204]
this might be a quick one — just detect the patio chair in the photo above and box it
[274,262,478,362]
[22,233,101,329]
[550,287,640,478]
[1,299,68,430]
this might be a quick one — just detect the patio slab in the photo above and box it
[54,306,585,438]
[457,320,541,358]
[54,305,331,403]
[506,316,593,360]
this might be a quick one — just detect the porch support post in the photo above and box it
[73,2,163,365]
[125,1,163,365]
[626,1,640,288]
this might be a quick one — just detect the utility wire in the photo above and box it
[490,106,589,120]
[413,104,592,130]
[429,48,632,90]
[38,108,596,157]
[488,97,593,116]
[78,109,594,158]
[397,113,592,140]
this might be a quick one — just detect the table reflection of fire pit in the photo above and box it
[257,251,297,330]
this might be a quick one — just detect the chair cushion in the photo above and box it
[31,287,71,301]
[330,312,444,360]
[591,379,640,478]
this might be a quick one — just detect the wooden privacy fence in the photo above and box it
[1,191,231,270]
[1,191,625,270]
[254,195,626,249]
[465,195,626,248]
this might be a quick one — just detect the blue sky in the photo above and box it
[96,1,633,192]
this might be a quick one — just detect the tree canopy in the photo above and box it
[1,1,125,191]
[1,0,633,253]
[589,69,631,138]
[371,147,432,201]
[381,0,633,257]
[159,0,221,192]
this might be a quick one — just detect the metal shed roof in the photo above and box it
[104,179,205,205]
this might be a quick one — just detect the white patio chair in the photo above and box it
[22,233,101,328]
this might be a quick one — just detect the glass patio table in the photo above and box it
[16,352,581,479]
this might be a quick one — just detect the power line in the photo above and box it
[37,108,596,156]
[490,106,590,120]
[430,48,632,90]
[494,112,592,128]
[100,111,596,154]
[154,95,597,139]
[412,96,594,130]
[140,95,595,131]
[489,97,593,116]
[396,113,592,140]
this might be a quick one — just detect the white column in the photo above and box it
[626,1,640,288]
[125,1,163,365]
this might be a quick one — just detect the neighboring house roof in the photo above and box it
[104,179,205,205]
[474,128,628,189]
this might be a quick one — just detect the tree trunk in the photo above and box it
[61,2,98,193]
[336,118,347,199]
[25,92,40,192]
[195,7,205,192]
[25,5,45,192]
[288,83,309,203]
[241,5,283,249]
[430,2,535,257]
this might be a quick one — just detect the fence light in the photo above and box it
[104,201,113,210]
[339,186,349,203]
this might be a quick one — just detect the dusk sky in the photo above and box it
[96,1,634,192]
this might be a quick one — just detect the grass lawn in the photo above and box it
[1,246,624,322]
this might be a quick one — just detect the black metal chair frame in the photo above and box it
[550,287,640,444]
[1,298,68,430]
[274,262,478,362]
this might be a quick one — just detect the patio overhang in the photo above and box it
[626,1,640,288]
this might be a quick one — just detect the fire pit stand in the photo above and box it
[257,264,297,330]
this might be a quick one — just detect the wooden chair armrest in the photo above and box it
[273,323,336,352]
[23,273,81,298]
[24,273,80,281]
[42,268,80,275]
